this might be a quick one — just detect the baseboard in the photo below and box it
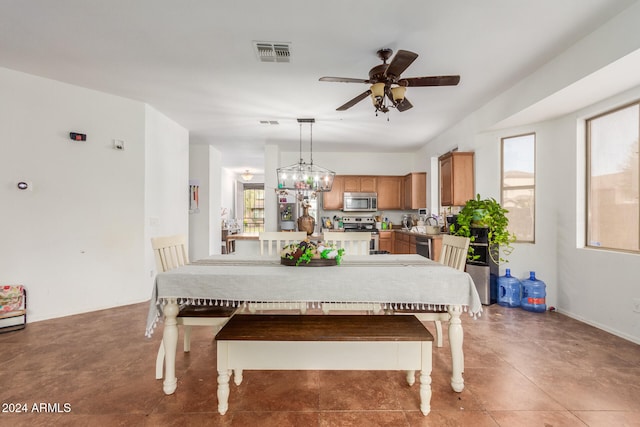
[25,298,150,324]
[555,308,640,345]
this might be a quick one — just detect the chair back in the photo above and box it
[259,231,307,256]
[151,235,189,273]
[439,235,470,271]
[323,231,371,256]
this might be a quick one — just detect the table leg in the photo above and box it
[448,304,464,392]
[162,300,179,395]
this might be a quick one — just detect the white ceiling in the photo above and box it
[0,0,637,175]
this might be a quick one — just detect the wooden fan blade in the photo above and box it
[400,75,460,87]
[396,98,413,112]
[336,90,371,111]
[384,50,418,79]
[319,76,370,84]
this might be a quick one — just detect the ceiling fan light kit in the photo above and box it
[320,48,460,116]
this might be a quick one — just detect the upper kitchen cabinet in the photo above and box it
[322,175,344,210]
[377,176,403,210]
[403,172,426,209]
[343,176,377,193]
[439,152,474,206]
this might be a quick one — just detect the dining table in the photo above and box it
[146,254,482,396]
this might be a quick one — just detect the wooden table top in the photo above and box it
[215,314,434,342]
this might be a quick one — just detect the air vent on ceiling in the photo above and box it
[253,41,291,63]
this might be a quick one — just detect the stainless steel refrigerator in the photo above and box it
[277,193,318,233]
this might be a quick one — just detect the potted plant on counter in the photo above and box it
[451,194,516,263]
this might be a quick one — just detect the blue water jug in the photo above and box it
[521,271,547,313]
[498,269,521,307]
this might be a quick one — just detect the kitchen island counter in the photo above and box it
[387,229,444,261]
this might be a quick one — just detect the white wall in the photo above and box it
[0,68,148,321]
[556,87,640,343]
[417,2,640,343]
[189,145,222,259]
[0,68,190,322]
[144,104,190,280]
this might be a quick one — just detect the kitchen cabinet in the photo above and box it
[439,152,474,206]
[343,176,377,193]
[403,172,426,209]
[377,176,403,210]
[391,230,415,254]
[322,175,344,210]
[391,230,441,260]
[379,230,392,252]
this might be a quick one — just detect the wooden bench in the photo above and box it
[215,314,434,415]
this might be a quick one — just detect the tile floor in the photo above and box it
[1,302,639,426]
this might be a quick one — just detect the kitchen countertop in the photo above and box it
[381,228,445,239]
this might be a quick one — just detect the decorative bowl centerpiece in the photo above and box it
[280,240,345,266]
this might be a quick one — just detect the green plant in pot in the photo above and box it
[451,194,516,264]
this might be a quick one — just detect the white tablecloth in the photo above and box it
[146,254,482,336]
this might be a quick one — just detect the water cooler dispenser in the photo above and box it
[464,227,498,305]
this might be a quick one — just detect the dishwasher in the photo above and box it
[415,236,431,259]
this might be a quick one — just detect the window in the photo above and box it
[586,102,639,252]
[501,133,535,243]
[242,184,265,233]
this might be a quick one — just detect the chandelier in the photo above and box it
[276,118,335,193]
[241,170,253,181]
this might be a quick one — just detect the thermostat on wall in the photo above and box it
[70,132,86,141]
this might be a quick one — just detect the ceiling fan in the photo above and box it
[319,48,460,114]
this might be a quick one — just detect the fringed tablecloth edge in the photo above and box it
[145,297,482,337]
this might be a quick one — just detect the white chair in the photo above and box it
[152,235,236,379]
[247,231,308,313]
[259,231,307,256]
[322,231,371,255]
[321,232,379,313]
[396,234,470,348]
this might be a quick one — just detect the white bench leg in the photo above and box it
[234,369,243,386]
[406,370,415,386]
[420,370,432,415]
[217,370,230,415]
[420,341,433,416]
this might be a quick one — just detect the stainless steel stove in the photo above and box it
[341,216,377,232]
[341,216,379,251]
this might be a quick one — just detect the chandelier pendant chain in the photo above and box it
[309,122,313,166]
[299,123,304,165]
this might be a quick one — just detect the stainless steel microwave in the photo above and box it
[343,192,377,212]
